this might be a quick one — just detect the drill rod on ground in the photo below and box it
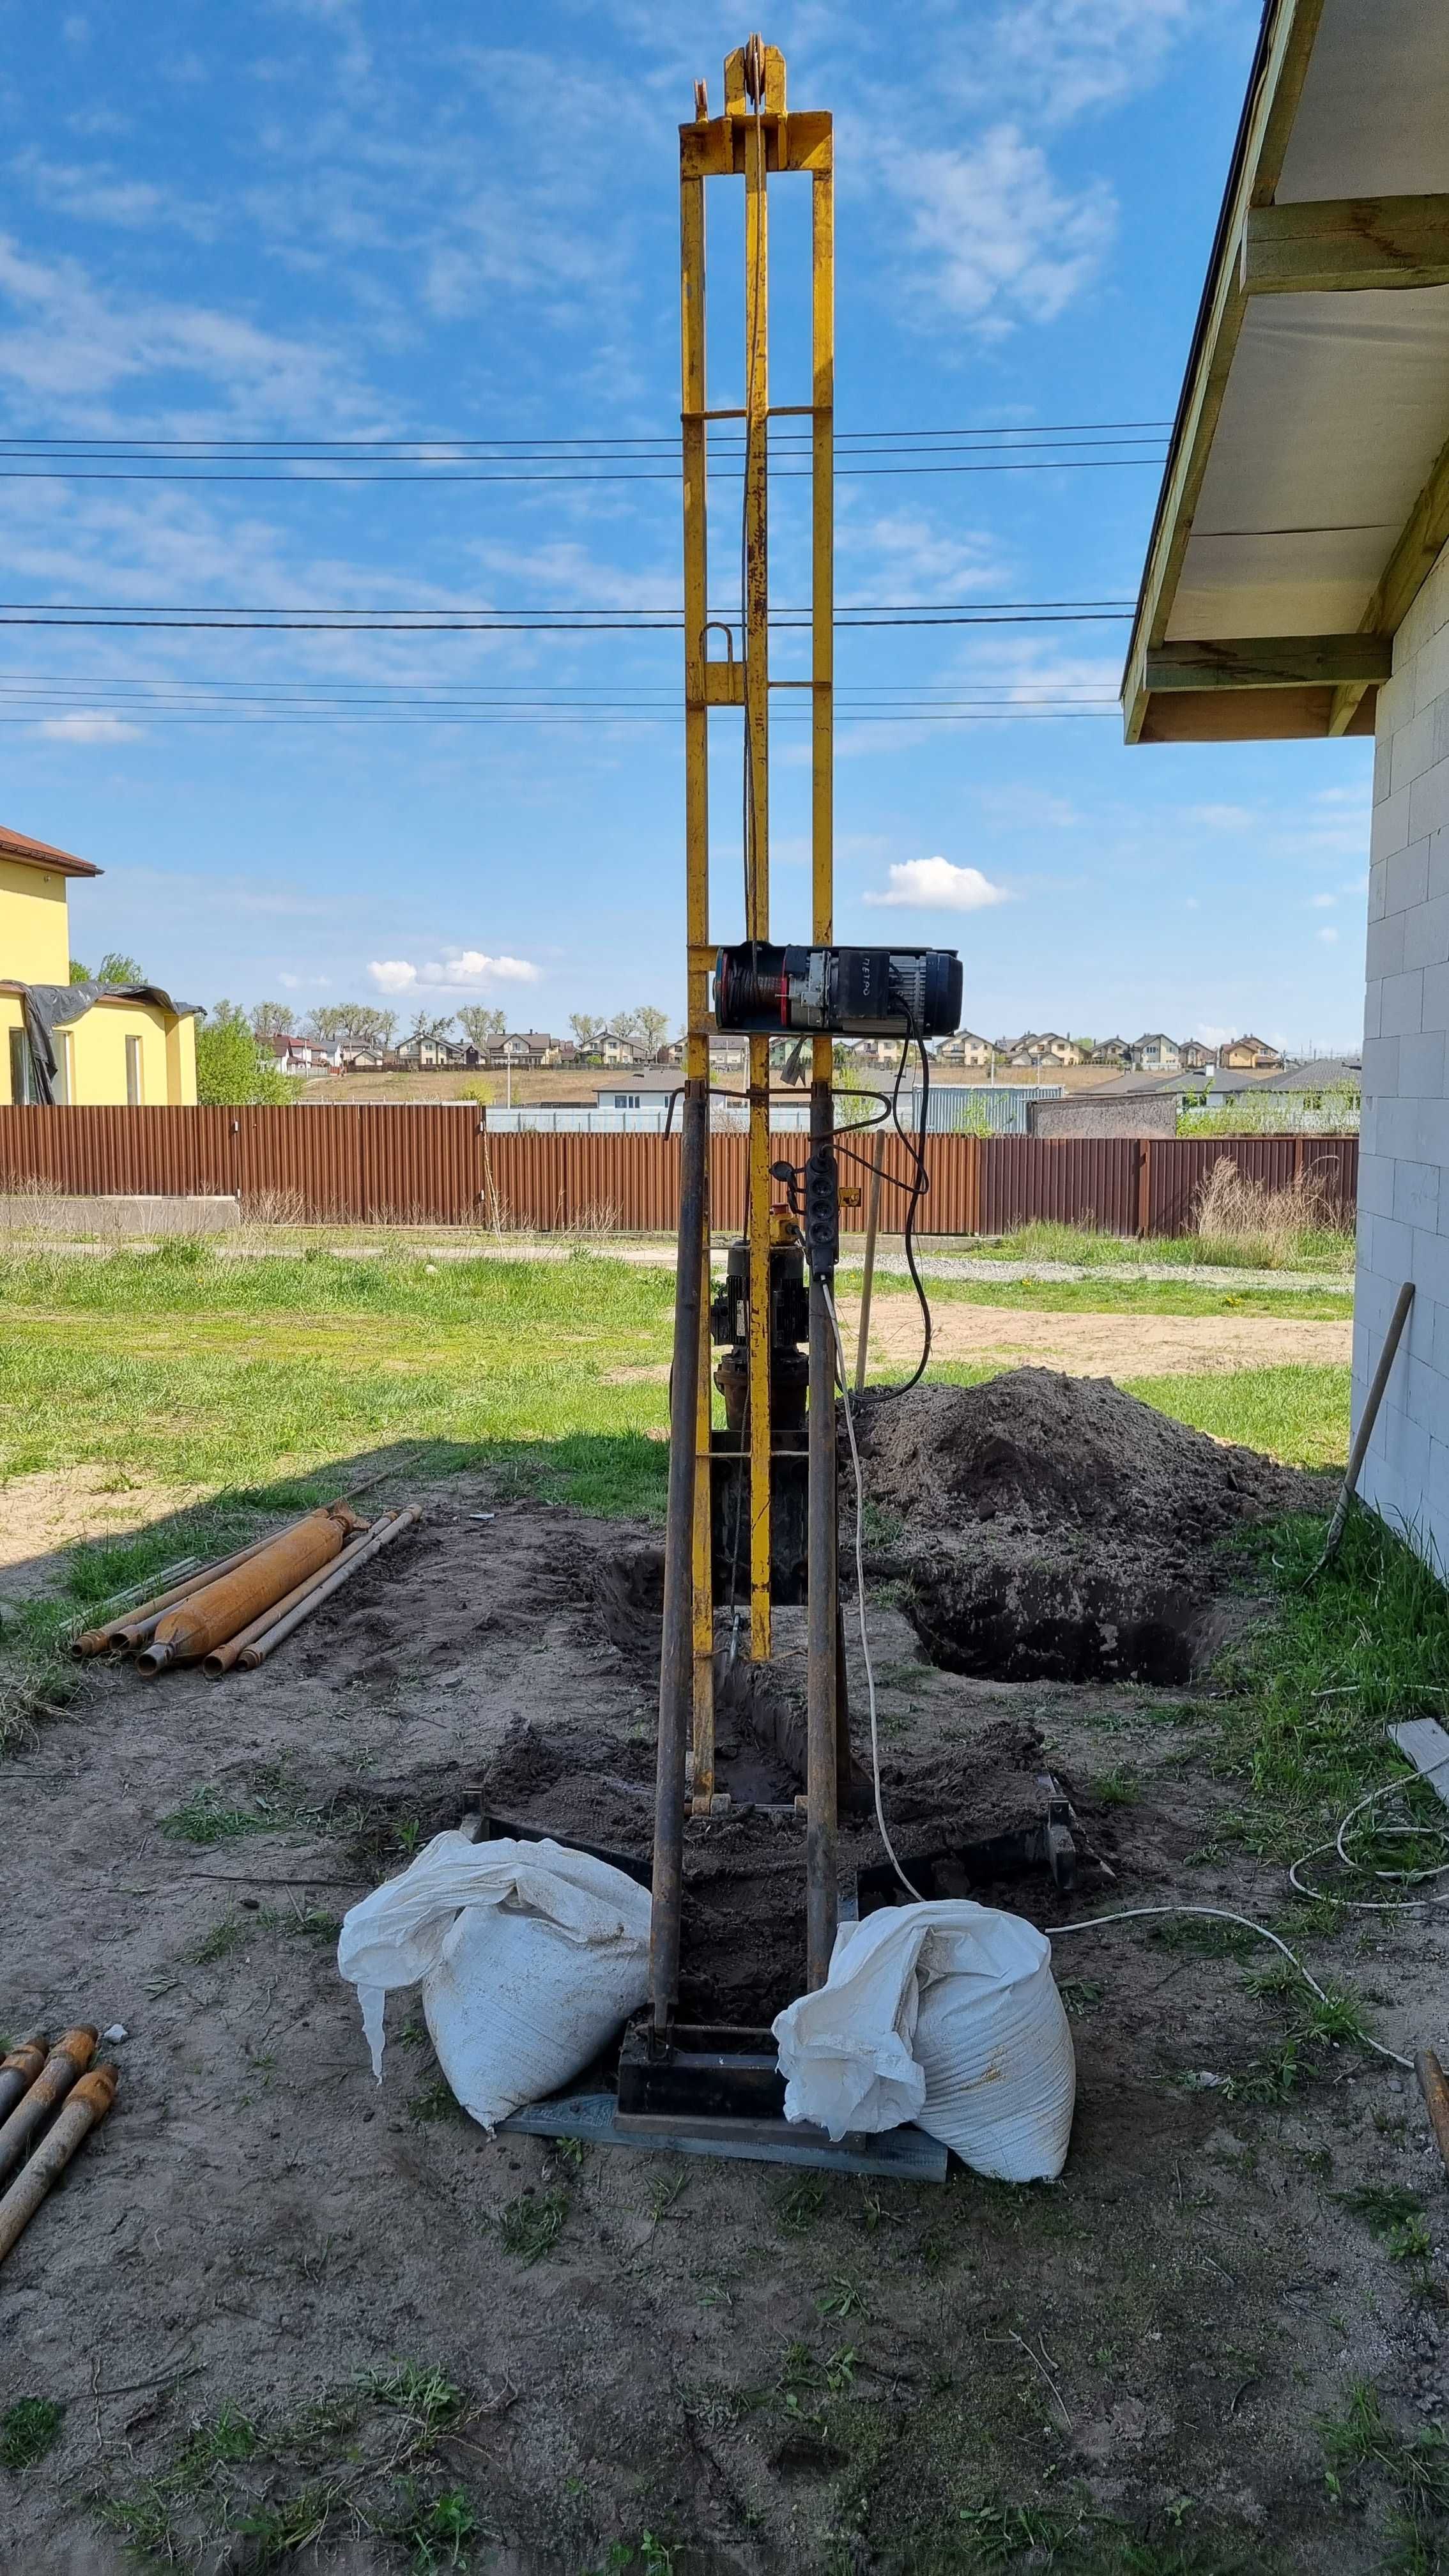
[650,1077,710,2034]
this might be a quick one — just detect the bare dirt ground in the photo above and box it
[847,1297,1353,1379]
[3,1421,1446,2573]
[603,1298,1351,1392]
[0,1468,202,1599]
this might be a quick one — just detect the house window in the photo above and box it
[9,1027,38,1103]
[125,1034,143,1105]
[613,1092,642,1109]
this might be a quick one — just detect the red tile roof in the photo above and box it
[0,823,101,878]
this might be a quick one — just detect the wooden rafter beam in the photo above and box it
[1241,194,1449,295]
[1146,634,1393,692]
[1122,0,1324,744]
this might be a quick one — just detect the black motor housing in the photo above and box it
[714,942,962,1039]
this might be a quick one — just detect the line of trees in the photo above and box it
[568,1006,672,1060]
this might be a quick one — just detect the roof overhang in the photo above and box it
[0,824,101,877]
[1124,0,1449,746]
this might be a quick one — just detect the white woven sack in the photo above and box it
[772,1899,1075,2181]
[337,1830,652,2131]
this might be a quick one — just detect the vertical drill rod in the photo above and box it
[650,1077,710,2033]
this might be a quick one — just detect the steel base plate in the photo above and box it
[499,2089,948,2179]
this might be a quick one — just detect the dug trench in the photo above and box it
[3,1372,1447,2573]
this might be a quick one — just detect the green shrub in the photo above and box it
[195,1003,296,1106]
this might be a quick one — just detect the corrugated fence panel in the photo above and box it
[981,1136,1138,1236]
[233,1104,365,1217]
[0,1103,237,1194]
[1147,1135,1358,1237]
[0,1111,1360,1239]
[360,1106,479,1222]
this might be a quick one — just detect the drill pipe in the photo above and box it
[238,1505,422,1666]
[136,1508,364,1675]
[0,2027,97,2187]
[648,1075,708,2036]
[79,1530,284,1654]
[0,2064,118,2269]
[0,2034,47,2122]
[204,1515,396,1675]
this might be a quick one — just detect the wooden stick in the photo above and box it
[1307,1279,1414,1579]
[1416,2050,1449,2180]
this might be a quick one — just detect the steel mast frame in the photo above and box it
[680,34,834,1786]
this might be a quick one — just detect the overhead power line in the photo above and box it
[0,597,1135,632]
[0,417,1171,449]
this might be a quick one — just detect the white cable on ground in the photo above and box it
[1289,1763,1449,1908]
[822,1276,1427,2071]
[1045,1903,1413,2071]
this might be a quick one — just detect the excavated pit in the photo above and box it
[852,1367,1330,1689]
[908,1561,1203,1685]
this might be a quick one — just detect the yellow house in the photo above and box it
[0,823,199,1106]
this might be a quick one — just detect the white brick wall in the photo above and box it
[1358,535,1449,1575]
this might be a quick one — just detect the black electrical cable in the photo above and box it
[857,1023,933,1402]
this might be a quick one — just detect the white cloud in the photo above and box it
[10,155,208,234]
[862,858,1011,913]
[838,505,1007,599]
[34,710,139,742]
[1184,897,1199,910]
[1188,803,1253,833]
[1317,926,1340,946]
[369,950,540,993]
[0,233,369,416]
[979,785,1079,829]
[975,0,1196,128]
[884,125,1115,334]
[1310,893,1337,908]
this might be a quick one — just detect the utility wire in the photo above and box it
[0,605,1134,632]
[0,457,1164,484]
[0,415,1172,448]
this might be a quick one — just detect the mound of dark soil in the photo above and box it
[854,1367,1324,1542]
[852,1370,1329,1685]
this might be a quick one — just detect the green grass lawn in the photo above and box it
[918,1216,1355,1275]
[0,1246,1351,1513]
[853,1271,1350,1321]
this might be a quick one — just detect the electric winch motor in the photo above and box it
[713,942,962,1039]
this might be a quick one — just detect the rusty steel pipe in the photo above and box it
[0,2027,96,2187]
[204,1515,397,1675]
[77,1522,310,1655]
[0,2034,48,2123]
[0,2064,118,2270]
[136,1507,363,1675]
[238,1505,422,1666]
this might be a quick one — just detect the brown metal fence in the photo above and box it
[0,1107,1358,1239]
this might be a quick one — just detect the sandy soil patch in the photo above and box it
[848,1294,1351,1377]
[0,1465,203,1598]
[0,1413,1441,2572]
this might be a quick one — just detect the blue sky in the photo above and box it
[0,0,1370,1050]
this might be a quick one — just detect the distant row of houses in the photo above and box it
[270,1023,1291,1080]
[932,1030,1285,1074]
